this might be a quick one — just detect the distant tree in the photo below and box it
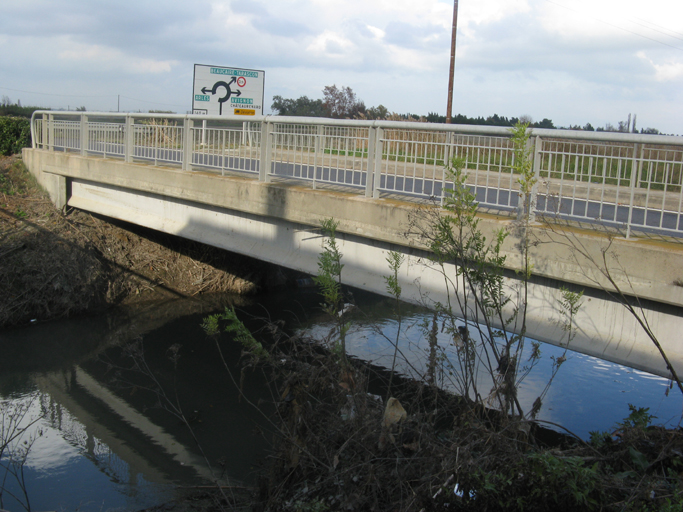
[365,104,389,120]
[532,118,555,129]
[271,95,325,117]
[486,114,510,126]
[426,112,446,123]
[596,118,660,135]
[75,106,86,111]
[519,114,533,125]
[322,85,365,118]
[641,127,660,135]
[453,114,478,125]
[583,123,595,131]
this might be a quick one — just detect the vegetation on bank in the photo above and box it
[0,117,31,156]
[200,239,683,511]
[193,123,683,510]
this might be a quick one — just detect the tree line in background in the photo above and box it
[271,86,664,135]
[0,96,48,118]
[0,91,665,135]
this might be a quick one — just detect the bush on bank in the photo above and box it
[0,116,31,156]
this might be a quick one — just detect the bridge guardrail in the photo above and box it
[30,111,683,238]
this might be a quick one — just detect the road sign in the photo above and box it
[192,64,265,116]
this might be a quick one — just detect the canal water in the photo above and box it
[0,287,681,511]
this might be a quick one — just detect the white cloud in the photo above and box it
[306,31,355,57]
[365,25,385,40]
[638,52,683,82]
[0,0,681,132]
[57,40,177,74]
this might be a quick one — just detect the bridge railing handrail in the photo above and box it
[30,110,683,145]
[29,111,683,239]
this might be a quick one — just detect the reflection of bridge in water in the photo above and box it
[24,112,683,378]
[35,366,211,486]
[0,297,267,502]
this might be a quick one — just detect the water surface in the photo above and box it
[1,288,681,510]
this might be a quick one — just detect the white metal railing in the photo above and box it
[30,111,683,238]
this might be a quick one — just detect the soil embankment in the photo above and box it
[0,155,281,328]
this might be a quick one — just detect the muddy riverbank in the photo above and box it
[0,155,286,328]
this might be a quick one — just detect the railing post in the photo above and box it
[517,133,539,223]
[528,135,543,223]
[124,115,134,163]
[626,143,642,239]
[182,117,194,171]
[48,114,54,152]
[32,115,38,149]
[440,132,454,206]
[80,114,88,156]
[29,114,36,149]
[243,121,252,147]
[259,119,273,182]
[365,126,376,198]
[444,131,452,166]
[313,124,324,190]
[372,127,384,199]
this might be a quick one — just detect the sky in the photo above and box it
[1,0,682,134]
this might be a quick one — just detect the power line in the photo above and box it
[636,17,683,39]
[543,0,683,51]
[627,18,683,43]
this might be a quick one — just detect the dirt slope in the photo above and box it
[0,155,279,328]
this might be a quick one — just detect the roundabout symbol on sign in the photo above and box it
[237,77,247,87]
[201,77,241,115]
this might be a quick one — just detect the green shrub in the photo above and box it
[0,116,31,156]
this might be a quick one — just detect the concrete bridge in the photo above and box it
[23,111,683,378]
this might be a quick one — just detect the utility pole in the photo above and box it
[446,0,459,124]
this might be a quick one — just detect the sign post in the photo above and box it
[192,64,265,116]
